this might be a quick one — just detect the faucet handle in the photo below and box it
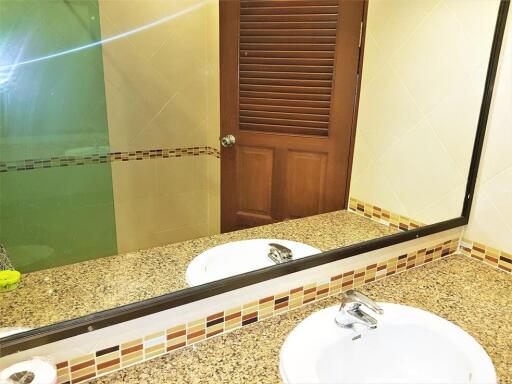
[342,290,384,315]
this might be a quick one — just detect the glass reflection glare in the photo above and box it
[0,1,206,73]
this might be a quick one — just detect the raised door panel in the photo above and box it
[236,146,275,227]
[286,150,327,219]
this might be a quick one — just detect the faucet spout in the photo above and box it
[334,290,383,329]
[268,243,293,264]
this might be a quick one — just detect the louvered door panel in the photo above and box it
[239,0,340,136]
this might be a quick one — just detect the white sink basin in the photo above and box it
[186,239,321,286]
[280,303,495,384]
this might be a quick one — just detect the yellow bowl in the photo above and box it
[0,270,21,292]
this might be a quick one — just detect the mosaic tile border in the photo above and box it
[0,147,221,173]
[348,197,425,231]
[348,198,512,275]
[460,239,512,274]
[55,238,458,384]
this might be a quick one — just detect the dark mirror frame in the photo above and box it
[1,0,509,357]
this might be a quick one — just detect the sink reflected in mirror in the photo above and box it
[186,239,321,287]
[280,303,496,384]
[0,327,31,339]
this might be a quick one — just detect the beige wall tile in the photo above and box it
[464,15,512,253]
[207,156,220,235]
[111,161,157,204]
[350,0,499,225]
[100,0,221,251]
[155,157,208,196]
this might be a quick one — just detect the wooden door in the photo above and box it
[220,0,365,232]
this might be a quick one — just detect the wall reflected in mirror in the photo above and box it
[0,0,500,335]
[351,0,498,226]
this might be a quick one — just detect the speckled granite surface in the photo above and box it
[93,256,512,384]
[0,210,397,329]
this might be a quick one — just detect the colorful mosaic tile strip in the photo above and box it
[460,239,512,274]
[0,146,221,173]
[348,197,425,231]
[56,238,458,384]
[348,198,512,275]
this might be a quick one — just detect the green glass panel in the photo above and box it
[0,0,117,272]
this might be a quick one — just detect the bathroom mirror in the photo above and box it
[0,0,506,353]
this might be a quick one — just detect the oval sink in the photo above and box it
[280,303,495,384]
[186,239,321,286]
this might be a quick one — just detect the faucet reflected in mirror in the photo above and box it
[268,243,294,265]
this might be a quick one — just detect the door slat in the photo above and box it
[239,0,339,136]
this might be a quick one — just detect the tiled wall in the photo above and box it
[463,10,512,258]
[0,145,220,256]
[347,196,512,276]
[54,238,459,383]
[0,0,223,262]
[205,0,221,236]
[348,197,424,231]
[350,0,500,225]
[97,0,221,252]
[460,239,512,274]
[0,147,220,173]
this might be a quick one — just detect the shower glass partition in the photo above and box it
[0,0,220,272]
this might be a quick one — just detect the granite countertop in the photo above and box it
[0,210,397,329]
[93,256,512,384]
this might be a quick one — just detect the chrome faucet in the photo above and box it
[268,243,293,264]
[335,290,384,329]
